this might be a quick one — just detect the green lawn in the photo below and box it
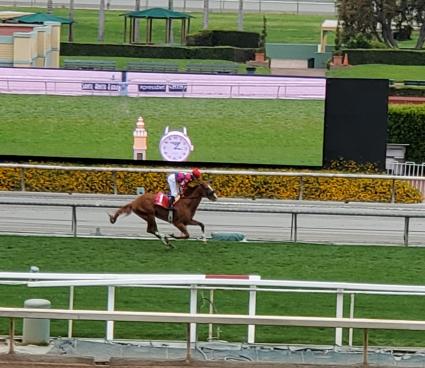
[0,6,333,44]
[326,64,425,80]
[0,95,324,166]
[1,235,425,347]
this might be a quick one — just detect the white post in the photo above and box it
[208,289,214,340]
[247,286,256,343]
[67,286,74,338]
[190,285,197,343]
[349,293,355,346]
[335,289,344,346]
[106,286,115,340]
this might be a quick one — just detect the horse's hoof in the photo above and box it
[108,213,116,224]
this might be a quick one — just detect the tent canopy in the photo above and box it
[8,12,75,41]
[122,7,192,20]
[120,7,193,44]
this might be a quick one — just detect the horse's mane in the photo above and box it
[182,181,203,197]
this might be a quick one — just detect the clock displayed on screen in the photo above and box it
[159,127,194,162]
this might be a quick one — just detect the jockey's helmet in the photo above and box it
[192,168,201,179]
[176,172,185,182]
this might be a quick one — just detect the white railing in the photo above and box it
[1,162,425,201]
[0,0,337,14]
[4,271,425,356]
[0,77,325,100]
[387,162,425,199]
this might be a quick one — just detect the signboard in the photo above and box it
[81,83,120,91]
[138,83,187,93]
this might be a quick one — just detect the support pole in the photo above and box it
[71,206,77,237]
[404,217,410,247]
[8,318,15,354]
[247,286,256,343]
[68,286,74,338]
[290,213,298,242]
[335,289,343,346]
[348,293,355,347]
[190,285,197,343]
[106,286,115,340]
[186,323,192,362]
[363,328,368,366]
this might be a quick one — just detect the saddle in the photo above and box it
[154,193,177,223]
[154,192,170,208]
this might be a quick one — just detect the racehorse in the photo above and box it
[108,180,217,248]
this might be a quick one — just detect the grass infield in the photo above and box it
[1,235,425,347]
[0,94,324,166]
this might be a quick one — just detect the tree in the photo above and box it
[98,0,105,42]
[237,0,244,31]
[68,0,74,42]
[47,0,53,14]
[203,0,209,29]
[411,0,425,48]
[336,0,398,48]
[134,0,141,43]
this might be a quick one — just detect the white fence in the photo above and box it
[0,75,326,100]
[387,161,425,200]
[0,0,337,14]
[4,271,425,359]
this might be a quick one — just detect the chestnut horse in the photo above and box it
[108,181,217,248]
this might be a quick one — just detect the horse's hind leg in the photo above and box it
[139,213,174,249]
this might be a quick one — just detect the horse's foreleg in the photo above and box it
[169,223,190,240]
[188,219,207,243]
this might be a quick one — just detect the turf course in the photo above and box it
[1,235,425,347]
[0,94,324,166]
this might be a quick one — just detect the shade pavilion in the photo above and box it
[121,7,193,44]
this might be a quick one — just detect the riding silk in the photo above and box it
[154,192,170,208]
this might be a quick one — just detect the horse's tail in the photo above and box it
[109,203,133,224]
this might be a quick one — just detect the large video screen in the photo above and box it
[0,68,326,167]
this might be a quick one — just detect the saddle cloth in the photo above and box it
[154,192,170,208]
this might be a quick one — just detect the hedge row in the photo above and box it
[388,105,425,163]
[60,43,256,63]
[186,30,260,48]
[0,168,421,203]
[344,49,425,65]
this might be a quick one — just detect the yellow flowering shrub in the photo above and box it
[0,165,422,203]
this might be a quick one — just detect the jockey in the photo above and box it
[166,168,202,209]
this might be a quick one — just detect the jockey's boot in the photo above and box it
[168,196,175,222]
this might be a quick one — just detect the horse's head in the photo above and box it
[185,180,217,201]
[200,180,218,201]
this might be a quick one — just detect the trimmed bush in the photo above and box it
[388,105,425,163]
[345,49,425,65]
[186,30,260,48]
[60,42,256,63]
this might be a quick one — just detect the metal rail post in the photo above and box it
[290,213,298,242]
[391,179,396,203]
[335,289,344,346]
[8,318,15,354]
[68,286,74,338]
[298,176,304,200]
[363,328,369,365]
[404,217,410,247]
[20,168,25,191]
[106,286,116,341]
[71,206,77,237]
